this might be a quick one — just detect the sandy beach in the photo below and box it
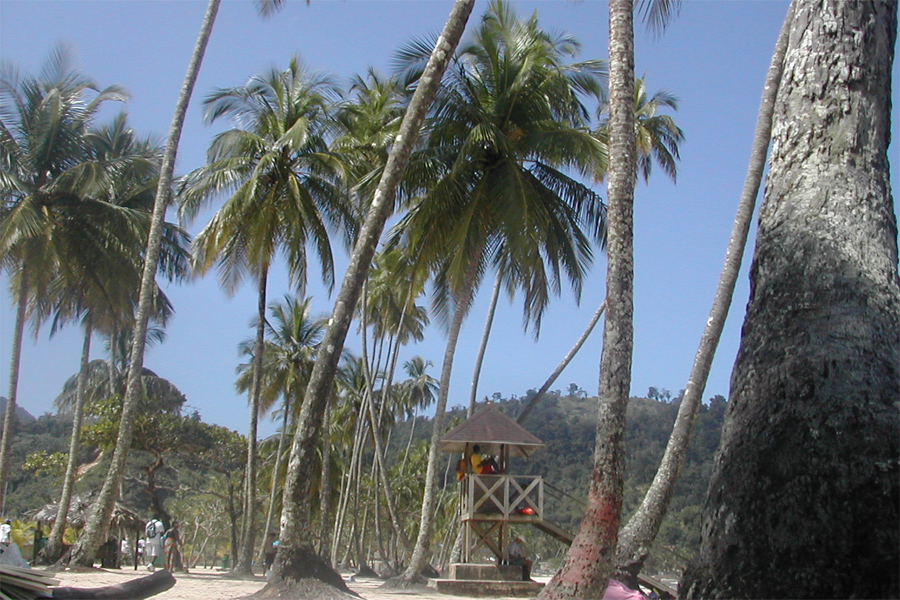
[40,566,545,600]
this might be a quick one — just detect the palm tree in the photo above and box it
[233,295,327,566]
[36,115,188,562]
[684,1,898,596]
[398,357,438,465]
[394,1,607,582]
[270,0,475,588]
[68,0,220,567]
[0,47,128,513]
[539,1,680,597]
[177,56,351,574]
[519,75,683,426]
[616,6,794,582]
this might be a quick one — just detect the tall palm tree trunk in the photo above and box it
[236,269,268,575]
[271,0,474,587]
[517,300,606,425]
[257,396,290,566]
[363,375,412,554]
[400,260,480,584]
[615,0,796,581]
[0,266,28,513]
[317,402,333,559]
[540,0,636,597]
[67,0,220,566]
[467,273,502,416]
[41,317,93,562]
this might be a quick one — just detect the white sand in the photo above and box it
[42,566,542,600]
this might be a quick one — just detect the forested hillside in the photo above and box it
[6,389,724,576]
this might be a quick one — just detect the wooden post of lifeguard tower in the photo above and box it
[428,406,552,596]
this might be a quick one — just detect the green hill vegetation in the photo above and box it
[4,388,724,577]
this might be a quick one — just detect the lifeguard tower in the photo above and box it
[429,406,572,596]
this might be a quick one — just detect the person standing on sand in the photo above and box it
[144,516,164,571]
[164,520,183,572]
[0,519,11,545]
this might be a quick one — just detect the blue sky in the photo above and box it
[1,0,897,438]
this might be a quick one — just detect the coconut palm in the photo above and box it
[36,115,189,562]
[540,1,681,597]
[233,295,327,566]
[615,8,793,582]
[518,75,683,426]
[393,0,607,581]
[398,357,438,465]
[270,0,474,588]
[0,47,128,513]
[177,56,351,574]
[69,0,220,567]
[683,2,898,596]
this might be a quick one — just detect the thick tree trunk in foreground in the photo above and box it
[615,0,796,581]
[682,2,899,598]
[42,320,94,563]
[539,1,636,598]
[270,0,474,588]
[68,0,220,566]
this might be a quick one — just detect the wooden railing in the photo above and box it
[460,474,544,520]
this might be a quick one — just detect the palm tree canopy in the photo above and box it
[0,47,129,316]
[177,56,353,296]
[597,76,684,184]
[393,0,608,334]
[235,294,328,417]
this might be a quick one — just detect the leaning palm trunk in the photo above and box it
[467,273,502,416]
[0,266,28,513]
[271,0,474,587]
[41,318,93,562]
[400,261,480,584]
[615,1,795,582]
[518,300,606,425]
[317,402,333,559]
[540,0,636,597]
[236,270,268,575]
[67,0,220,566]
[257,396,291,566]
[363,373,413,554]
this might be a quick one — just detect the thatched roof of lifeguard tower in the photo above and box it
[440,405,544,458]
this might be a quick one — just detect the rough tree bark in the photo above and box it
[682,2,899,598]
[539,0,636,597]
[615,0,796,581]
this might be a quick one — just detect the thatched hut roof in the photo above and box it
[26,492,144,530]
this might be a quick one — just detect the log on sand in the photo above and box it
[51,569,175,599]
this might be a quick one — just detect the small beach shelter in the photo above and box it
[440,406,554,570]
